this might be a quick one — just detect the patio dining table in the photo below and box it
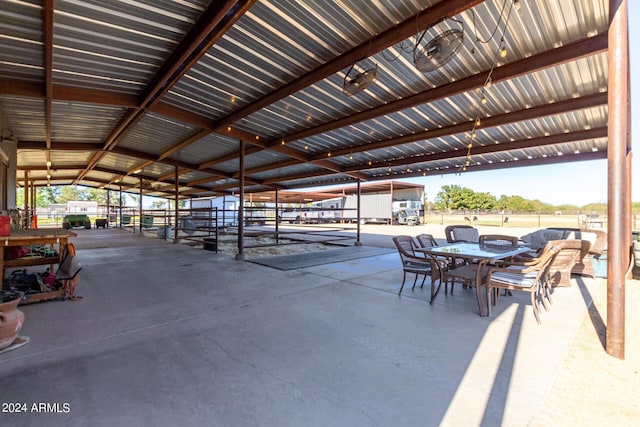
[415,242,532,316]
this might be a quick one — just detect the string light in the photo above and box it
[466,0,518,174]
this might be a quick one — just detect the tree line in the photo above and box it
[18,186,156,208]
[16,184,640,214]
[429,184,623,214]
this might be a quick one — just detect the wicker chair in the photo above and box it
[479,234,518,249]
[415,233,438,248]
[485,243,561,324]
[392,236,442,301]
[546,239,591,286]
[445,225,479,243]
[415,233,457,297]
[520,228,607,277]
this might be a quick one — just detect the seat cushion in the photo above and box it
[455,228,479,242]
[520,230,548,250]
[490,266,538,288]
[403,260,432,270]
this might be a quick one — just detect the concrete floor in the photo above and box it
[0,227,599,426]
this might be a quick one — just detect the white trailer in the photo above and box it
[190,196,268,228]
[67,200,98,215]
[341,195,422,225]
[191,196,239,228]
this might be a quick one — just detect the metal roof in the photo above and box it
[0,0,615,199]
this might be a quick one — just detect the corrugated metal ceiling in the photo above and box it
[0,0,615,199]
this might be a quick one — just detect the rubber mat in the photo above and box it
[248,246,394,270]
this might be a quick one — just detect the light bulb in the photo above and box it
[514,0,521,11]
[481,95,488,104]
[500,47,507,58]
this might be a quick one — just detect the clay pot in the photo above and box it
[0,298,25,350]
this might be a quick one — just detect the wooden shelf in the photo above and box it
[3,256,59,268]
[1,230,76,305]
[20,289,66,305]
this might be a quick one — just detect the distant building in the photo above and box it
[67,201,98,214]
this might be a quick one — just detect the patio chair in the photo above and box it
[546,239,590,287]
[479,234,518,250]
[415,233,438,248]
[445,225,479,243]
[485,243,561,324]
[392,236,442,302]
[416,233,468,294]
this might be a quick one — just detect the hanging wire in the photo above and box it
[471,0,510,44]
[461,0,516,173]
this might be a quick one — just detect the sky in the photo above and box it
[405,2,639,206]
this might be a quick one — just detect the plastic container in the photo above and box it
[0,215,10,236]
[592,253,607,278]
[157,226,172,240]
[203,237,217,251]
[141,215,154,228]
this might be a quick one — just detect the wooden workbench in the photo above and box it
[1,228,77,304]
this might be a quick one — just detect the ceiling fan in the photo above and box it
[413,27,464,73]
[343,61,379,96]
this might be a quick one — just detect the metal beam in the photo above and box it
[347,128,608,171]
[212,0,485,129]
[72,0,253,185]
[606,0,629,360]
[260,151,609,191]
[312,92,608,160]
[269,33,608,148]
[43,0,54,166]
